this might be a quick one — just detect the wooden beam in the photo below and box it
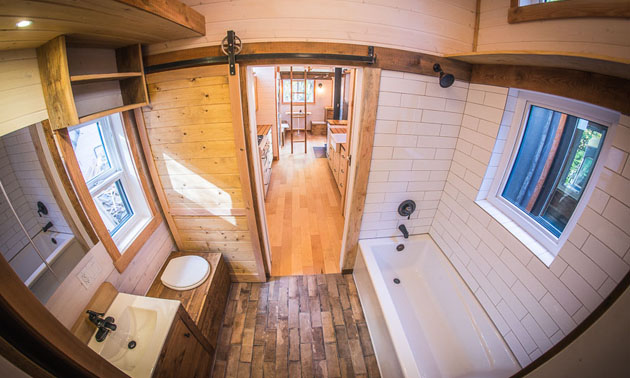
[114,0,205,35]
[470,64,630,115]
[36,36,78,130]
[508,0,630,23]
[341,68,381,271]
[144,42,472,82]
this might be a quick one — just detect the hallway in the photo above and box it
[265,134,344,276]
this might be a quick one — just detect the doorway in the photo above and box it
[246,65,358,276]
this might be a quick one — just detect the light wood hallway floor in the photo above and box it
[265,133,344,276]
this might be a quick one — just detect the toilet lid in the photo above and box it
[161,255,210,291]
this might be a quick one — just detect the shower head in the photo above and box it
[433,64,455,88]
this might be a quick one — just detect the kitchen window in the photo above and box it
[282,79,315,103]
[485,91,618,259]
[68,113,151,252]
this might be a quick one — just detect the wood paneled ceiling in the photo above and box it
[0,0,205,50]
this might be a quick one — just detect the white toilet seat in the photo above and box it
[161,255,210,291]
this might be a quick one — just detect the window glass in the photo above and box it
[502,105,606,237]
[94,180,133,234]
[282,79,314,103]
[68,122,111,184]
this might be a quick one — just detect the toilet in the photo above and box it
[160,255,211,291]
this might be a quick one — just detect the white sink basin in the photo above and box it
[87,293,180,377]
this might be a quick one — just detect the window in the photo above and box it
[486,91,618,258]
[282,79,314,103]
[68,113,151,252]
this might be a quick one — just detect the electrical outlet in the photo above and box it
[77,259,101,290]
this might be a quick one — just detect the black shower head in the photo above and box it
[432,64,455,88]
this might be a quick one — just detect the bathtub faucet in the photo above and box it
[398,224,409,239]
[42,221,53,232]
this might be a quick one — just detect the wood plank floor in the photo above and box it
[212,274,380,378]
[265,133,344,276]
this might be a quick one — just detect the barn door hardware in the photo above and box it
[221,30,242,75]
[145,31,377,74]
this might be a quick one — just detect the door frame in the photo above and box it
[242,64,380,274]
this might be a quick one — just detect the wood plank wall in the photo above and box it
[145,0,477,56]
[0,49,48,136]
[139,65,264,282]
[477,0,630,61]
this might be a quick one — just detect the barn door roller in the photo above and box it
[145,31,376,74]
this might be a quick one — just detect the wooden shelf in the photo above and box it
[37,35,149,130]
[78,103,147,124]
[445,51,630,80]
[70,72,142,84]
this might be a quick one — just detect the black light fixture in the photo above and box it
[433,64,455,88]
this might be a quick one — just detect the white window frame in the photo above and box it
[69,113,151,253]
[281,78,315,103]
[486,90,619,259]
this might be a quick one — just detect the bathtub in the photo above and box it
[354,234,520,378]
[9,232,86,303]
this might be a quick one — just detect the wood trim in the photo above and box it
[240,65,270,275]
[0,255,127,378]
[28,124,90,252]
[473,0,481,52]
[341,68,381,271]
[133,108,185,248]
[470,64,630,115]
[272,67,280,160]
[114,0,206,35]
[508,0,630,23]
[78,102,148,124]
[229,64,267,282]
[41,120,98,244]
[144,42,472,83]
[54,127,123,264]
[511,270,630,377]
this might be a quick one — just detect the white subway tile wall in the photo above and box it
[430,84,630,367]
[359,71,468,239]
[0,126,71,263]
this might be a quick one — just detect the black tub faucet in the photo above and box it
[42,221,53,232]
[398,224,409,239]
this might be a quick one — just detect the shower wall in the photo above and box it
[0,126,71,262]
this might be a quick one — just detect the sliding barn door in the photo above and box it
[136,64,265,282]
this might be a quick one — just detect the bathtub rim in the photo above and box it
[24,232,77,287]
[357,234,432,378]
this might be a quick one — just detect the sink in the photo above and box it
[87,293,180,377]
[330,133,347,151]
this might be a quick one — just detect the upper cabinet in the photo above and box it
[37,36,148,130]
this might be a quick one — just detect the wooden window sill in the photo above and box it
[508,0,630,24]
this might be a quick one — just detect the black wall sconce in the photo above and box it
[433,64,455,88]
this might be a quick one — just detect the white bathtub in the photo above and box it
[354,234,520,378]
[9,232,86,303]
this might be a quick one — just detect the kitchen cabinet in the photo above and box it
[326,122,349,200]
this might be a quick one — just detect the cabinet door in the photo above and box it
[153,317,211,378]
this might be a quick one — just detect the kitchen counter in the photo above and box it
[327,120,348,126]
[257,124,272,136]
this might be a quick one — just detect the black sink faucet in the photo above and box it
[398,224,409,239]
[87,310,117,342]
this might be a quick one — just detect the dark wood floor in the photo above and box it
[212,274,380,378]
